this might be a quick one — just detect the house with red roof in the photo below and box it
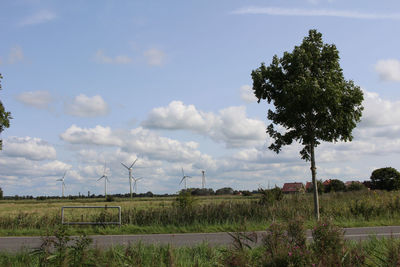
[282,182,305,194]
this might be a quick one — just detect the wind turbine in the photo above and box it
[201,170,206,189]
[98,162,110,198]
[56,171,67,197]
[121,158,138,198]
[133,176,143,194]
[180,168,191,189]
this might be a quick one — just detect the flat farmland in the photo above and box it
[1,191,400,236]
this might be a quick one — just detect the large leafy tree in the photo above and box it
[0,73,12,150]
[252,30,363,220]
[370,167,400,191]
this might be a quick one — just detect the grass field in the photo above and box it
[1,190,400,236]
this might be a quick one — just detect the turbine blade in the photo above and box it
[186,176,192,178]
[130,158,138,168]
[56,179,62,181]
[181,168,184,176]
[63,171,67,178]
[180,177,185,184]
[98,176,104,181]
[121,163,129,169]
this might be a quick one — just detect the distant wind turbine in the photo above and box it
[98,162,110,198]
[180,168,191,189]
[56,171,67,197]
[133,176,143,193]
[121,158,138,198]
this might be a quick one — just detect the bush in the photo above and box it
[215,187,234,195]
[370,167,400,191]
[258,187,283,205]
[347,182,366,191]
[175,190,196,210]
[324,179,346,193]
[106,195,114,202]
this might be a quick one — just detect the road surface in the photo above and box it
[1,226,400,252]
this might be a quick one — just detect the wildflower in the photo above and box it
[288,252,292,256]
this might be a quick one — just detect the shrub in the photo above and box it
[215,187,234,195]
[370,167,400,191]
[258,187,283,205]
[324,179,346,193]
[347,182,366,191]
[311,219,345,265]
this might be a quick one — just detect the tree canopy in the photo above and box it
[252,29,364,219]
[0,73,12,150]
[370,167,400,191]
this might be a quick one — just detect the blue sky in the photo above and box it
[1,0,400,196]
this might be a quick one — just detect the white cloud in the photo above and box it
[3,137,56,161]
[19,10,57,26]
[143,48,166,66]
[142,101,266,148]
[65,94,109,117]
[15,91,53,109]
[8,45,24,64]
[231,7,400,20]
[240,85,257,103]
[359,90,400,127]
[94,49,132,64]
[60,125,123,146]
[375,59,400,82]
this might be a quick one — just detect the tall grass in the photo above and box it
[2,221,400,266]
[1,190,400,235]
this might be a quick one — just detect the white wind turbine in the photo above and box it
[121,158,138,198]
[180,168,191,189]
[98,162,110,198]
[133,176,143,194]
[56,171,67,197]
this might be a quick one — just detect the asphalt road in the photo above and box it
[1,226,400,252]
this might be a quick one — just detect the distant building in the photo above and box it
[282,182,305,194]
[323,179,331,186]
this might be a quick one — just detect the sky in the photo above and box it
[1,0,400,197]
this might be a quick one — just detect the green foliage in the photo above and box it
[251,29,363,161]
[258,187,283,205]
[325,179,346,193]
[105,195,114,202]
[311,219,345,265]
[215,187,234,195]
[0,74,12,150]
[347,182,366,192]
[370,167,400,191]
[175,190,196,210]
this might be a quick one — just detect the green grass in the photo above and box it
[1,190,400,236]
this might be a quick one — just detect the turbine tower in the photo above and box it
[121,158,138,198]
[201,170,206,189]
[180,168,191,189]
[98,162,109,198]
[56,171,67,197]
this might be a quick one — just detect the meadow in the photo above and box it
[1,190,400,236]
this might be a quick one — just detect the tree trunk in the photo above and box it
[310,141,320,220]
